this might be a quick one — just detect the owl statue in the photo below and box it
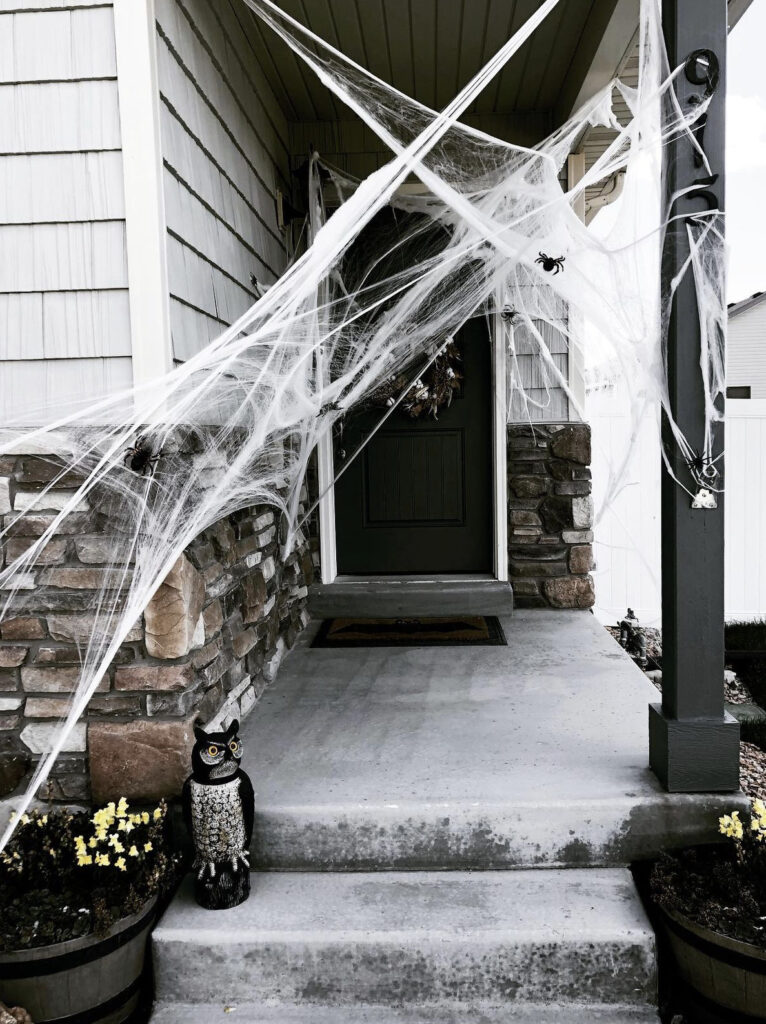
[182,719,254,910]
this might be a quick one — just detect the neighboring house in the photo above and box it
[0,2,749,1018]
[727,290,766,399]
[591,291,766,624]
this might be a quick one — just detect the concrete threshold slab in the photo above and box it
[240,611,744,870]
[151,1003,660,1023]
[309,576,514,617]
[152,869,656,1008]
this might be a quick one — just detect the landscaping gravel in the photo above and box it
[725,669,753,704]
[741,741,766,799]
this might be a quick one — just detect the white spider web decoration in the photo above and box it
[0,0,726,848]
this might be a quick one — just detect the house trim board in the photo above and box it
[113,0,173,385]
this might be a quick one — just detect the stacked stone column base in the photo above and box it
[507,424,595,609]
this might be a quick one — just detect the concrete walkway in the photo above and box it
[242,610,737,870]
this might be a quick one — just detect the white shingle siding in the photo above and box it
[155,0,290,363]
[0,1,130,423]
[0,7,116,82]
[0,80,121,153]
[728,296,766,399]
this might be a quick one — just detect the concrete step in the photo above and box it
[308,576,514,617]
[251,791,740,871]
[151,1003,660,1023]
[153,869,657,1010]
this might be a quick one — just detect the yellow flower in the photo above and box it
[88,837,98,848]
[95,853,110,867]
[76,853,93,867]
[117,797,129,816]
[114,857,127,872]
[108,834,124,853]
[95,826,108,842]
[719,811,744,840]
[144,841,153,853]
[20,814,30,826]
[153,807,163,821]
[93,803,117,831]
[128,845,139,857]
[37,814,48,827]
[141,812,150,825]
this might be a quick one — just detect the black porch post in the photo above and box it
[649,0,740,792]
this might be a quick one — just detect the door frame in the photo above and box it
[317,310,508,584]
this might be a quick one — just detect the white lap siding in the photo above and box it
[155,0,290,363]
[0,3,132,423]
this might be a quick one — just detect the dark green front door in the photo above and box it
[335,318,493,574]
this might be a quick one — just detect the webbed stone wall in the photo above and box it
[0,424,593,801]
[507,423,595,609]
[0,453,314,803]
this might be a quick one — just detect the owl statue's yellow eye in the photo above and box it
[207,745,219,757]
[229,740,239,752]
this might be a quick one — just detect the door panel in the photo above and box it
[335,318,493,574]
[364,429,465,525]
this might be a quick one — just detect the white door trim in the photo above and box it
[113,0,173,385]
[492,309,509,582]
[318,316,508,584]
[317,429,338,584]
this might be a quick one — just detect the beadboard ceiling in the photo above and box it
[240,0,623,127]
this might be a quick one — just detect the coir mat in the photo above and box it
[312,615,507,648]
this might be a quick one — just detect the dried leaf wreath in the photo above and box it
[365,339,463,420]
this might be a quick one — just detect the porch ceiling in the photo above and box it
[240,0,622,130]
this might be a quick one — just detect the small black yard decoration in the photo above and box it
[535,252,565,274]
[366,338,463,420]
[183,719,254,910]
[618,608,647,668]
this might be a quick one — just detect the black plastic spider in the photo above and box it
[685,445,721,482]
[500,305,519,323]
[535,252,565,274]
[124,435,164,476]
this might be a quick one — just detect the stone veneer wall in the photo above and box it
[507,423,595,609]
[0,454,315,804]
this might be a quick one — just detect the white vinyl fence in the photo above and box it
[587,389,766,626]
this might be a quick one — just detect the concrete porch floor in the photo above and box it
[242,610,740,870]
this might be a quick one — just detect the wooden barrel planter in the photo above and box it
[0,895,157,1024]
[659,904,766,1022]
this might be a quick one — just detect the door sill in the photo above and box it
[308,576,514,618]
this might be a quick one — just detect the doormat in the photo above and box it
[312,615,507,648]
